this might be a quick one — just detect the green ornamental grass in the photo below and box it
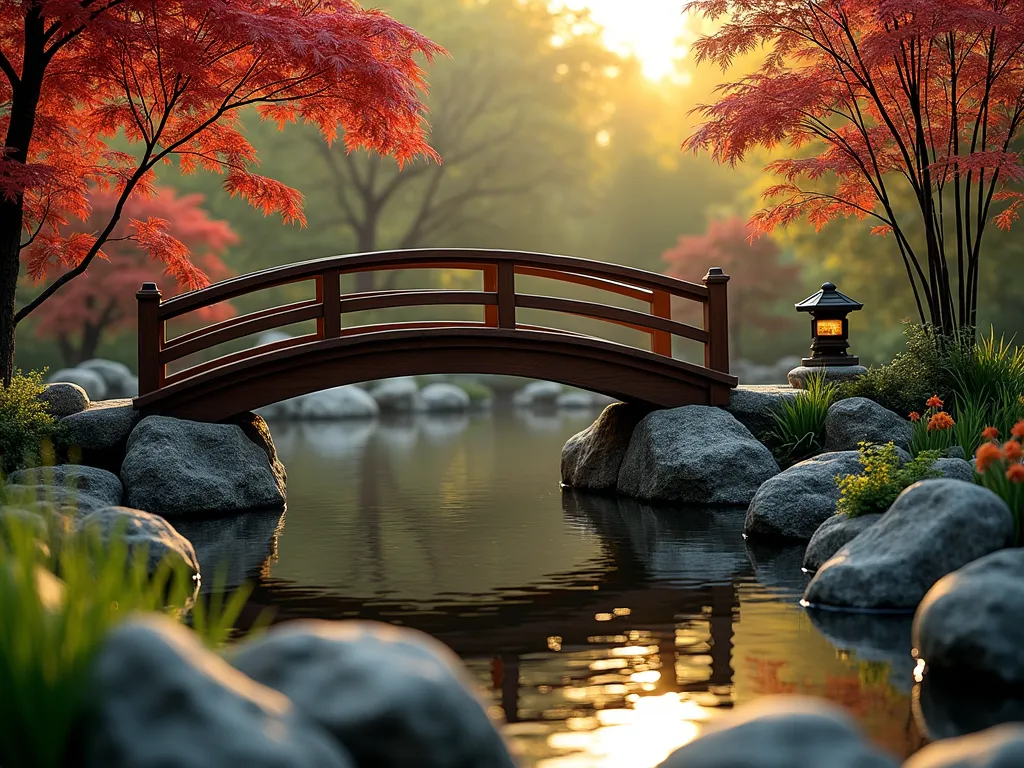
[0,510,258,768]
[768,370,837,466]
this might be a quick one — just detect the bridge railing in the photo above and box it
[137,249,729,396]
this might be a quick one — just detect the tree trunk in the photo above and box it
[1,10,48,385]
[0,217,21,385]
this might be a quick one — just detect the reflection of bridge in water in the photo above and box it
[197,490,756,725]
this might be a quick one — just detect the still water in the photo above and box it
[185,406,934,766]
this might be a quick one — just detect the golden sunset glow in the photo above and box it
[550,0,693,82]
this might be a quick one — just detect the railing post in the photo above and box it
[702,267,730,373]
[483,265,499,327]
[136,282,164,396]
[497,262,516,329]
[317,268,342,339]
[650,291,672,357]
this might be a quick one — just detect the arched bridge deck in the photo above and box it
[133,249,737,421]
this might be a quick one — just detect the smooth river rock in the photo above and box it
[78,358,138,398]
[802,513,882,572]
[76,506,199,578]
[904,724,1024,768]
[85,616,353,768]
[803,479,1013,611]
[60,399,141,472]
[419,382,471,413]
[48,367,107,401]
[914,548,1024,684]
[744,451,863,542]
[617,406,780,506]
[260,386,379,421]
[121,416,286,518]
[38,382,89,418]
[657,695,897,768]
[370,377,423,413]
[561,402,649,494]
[230,620,516,768]
[824,396,913,452]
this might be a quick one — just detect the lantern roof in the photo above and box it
[795,282,863,312]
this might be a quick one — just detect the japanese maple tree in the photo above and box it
[685,0,1024,336]
[32,186,237,366]
[662,217,800,359]
[0,1,443,383]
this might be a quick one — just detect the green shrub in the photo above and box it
[836,442,942,518]
[0,370,64,477]
[838,323,946,416]
[0,512,255,768]
[767,371,837,466]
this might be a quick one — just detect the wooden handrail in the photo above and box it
[514,294,710,343]
[138,249,730,398]
[157,249,710,319]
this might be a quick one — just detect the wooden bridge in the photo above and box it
[133,249,737,421]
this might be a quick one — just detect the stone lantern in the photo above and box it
[787,282,867,389]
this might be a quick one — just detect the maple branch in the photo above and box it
[0,51,18,87]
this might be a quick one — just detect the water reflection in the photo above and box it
[195,409,928,766]
[914,671,1024,742]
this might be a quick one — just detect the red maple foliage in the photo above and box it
[0,1,443,381]
[662,217,800,360]
[684,0,1024,335]
[32,186,237,366]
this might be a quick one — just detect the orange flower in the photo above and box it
[1004,441,1024,462]
[982,426,1000,440]
[1013,420,1024,439]
[976,442,1004,473]
[927,411,955,431]
[927,395,944,408]
[909,411,921,422]
[1007,464,1024,484]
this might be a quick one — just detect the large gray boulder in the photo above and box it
[78,358,137,398]
[230,621,515,768]
[657,695,897,768]
[76,506,199,578]
[803,479,1013,611]
[744,451,863,542]
[724,386,798,441]
[8,464,123,508]
[617,406,780,505]
[914,548,1024,684]
[802,513,881,571]
[419,383,470,413]
[824,396,913,452]
[85,616,353,768]
[915,671,1024,742]
[48,367,107,400]
[561,403,649,494]
[903,724,1024,768]
[60,400,140,473]
[4,484,114,515]
[121,416,286,518]
[370,377,423,413]
[38,382,89,418]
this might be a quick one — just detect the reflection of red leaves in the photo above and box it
[746,657,797,694]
